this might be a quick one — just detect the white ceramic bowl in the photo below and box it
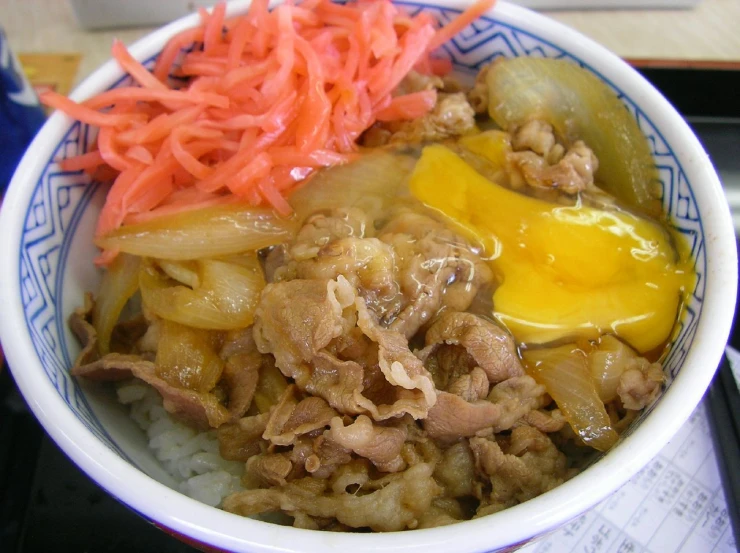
[0,1,736,552]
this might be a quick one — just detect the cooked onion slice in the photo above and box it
[156,259,200,288]
[97,204,298,260]
[588,335,638,403]
[140,255,265,330]
[523,344,619,451]
[289,150,417,222]
[92,253,141,355]
[485,58,661,216]
[156,320,224,393]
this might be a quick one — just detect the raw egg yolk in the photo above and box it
[409,142,693,354]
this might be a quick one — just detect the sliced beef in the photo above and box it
[362,92,476,147]
[246,453,294,487]
[355,300,436,408]
[471,427,569,516]
[274,209,491,340]
[270,208,375,283]
[71,297,264,429]
[423,392,511,441]
[263,385,337,446]
[253,276,357,383]
[265,206,492,343]
[519,408,566,433]
[326,415,407,472]
[217,412,271,462]
[253,275,436,421]
[487,374,548,409]
[432,441,476,498]
[419,312,524,385]
[417,498,465,529]
[68,294,104,367]
[223,462,440,532]
[393,70,444,96]
[73,353,230,429]
[305,352,375,416]
[588,335,665,410]
[221,350,261,421]
[617,359,664,410]
[508,120,599,195]
[285,237,400,316]
[306,435,353,478]
[510,119,560,159]
[423,375,545,441]
[447,367,489,402]
[379,210,493,338]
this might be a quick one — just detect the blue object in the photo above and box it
[0,28,46,193]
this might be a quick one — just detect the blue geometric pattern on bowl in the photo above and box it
[18,2,705,457]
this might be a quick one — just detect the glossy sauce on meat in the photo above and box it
[69,61,694,532]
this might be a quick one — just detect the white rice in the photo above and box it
[116,380,244,507]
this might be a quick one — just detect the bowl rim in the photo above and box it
[0,1,736,552]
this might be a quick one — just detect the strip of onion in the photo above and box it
[523,344,619,451]
[91,253,141,355]
[156,320,224,393]
[97,203,298,260]
[588,335,638,403]
[156,259,200,288]
[289,150,416,222]
[140,255,265,330]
